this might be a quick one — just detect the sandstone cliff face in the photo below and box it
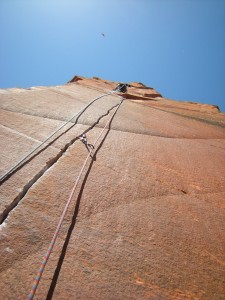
[0,76,225,299]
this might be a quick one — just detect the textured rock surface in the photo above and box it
[0,76,225,299]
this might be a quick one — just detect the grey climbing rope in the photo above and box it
[0,91,114,183]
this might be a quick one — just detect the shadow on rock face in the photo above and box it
[46,107,117,300]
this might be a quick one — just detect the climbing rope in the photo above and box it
[0,91,115,183]
[28,96,124,300]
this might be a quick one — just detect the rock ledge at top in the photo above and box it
[0,75,225,300]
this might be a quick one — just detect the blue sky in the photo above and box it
[0,0,225,111]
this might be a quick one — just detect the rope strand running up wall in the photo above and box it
[28,97,124,300]
[0,91,115,183]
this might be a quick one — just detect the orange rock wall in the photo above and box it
[0,76,225,299]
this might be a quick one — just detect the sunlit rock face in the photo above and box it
[0,76,225,299]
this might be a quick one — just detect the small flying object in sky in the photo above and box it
[101,33,106,37]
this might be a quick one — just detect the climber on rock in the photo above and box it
[115,83,128,93]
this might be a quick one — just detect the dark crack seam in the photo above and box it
[0,102,121,224]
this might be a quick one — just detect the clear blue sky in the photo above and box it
[1,0,225,111]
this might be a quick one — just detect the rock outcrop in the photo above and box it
[0,76,225,299]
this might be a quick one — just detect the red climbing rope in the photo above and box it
[28,97,124,300]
